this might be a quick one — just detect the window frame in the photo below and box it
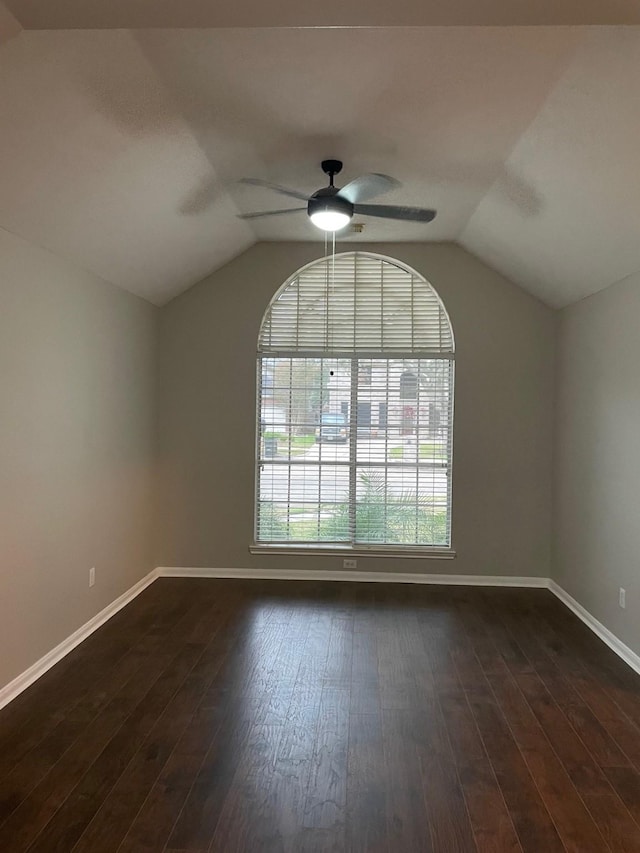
[253,252,456,558]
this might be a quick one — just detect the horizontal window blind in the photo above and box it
[259,252,454,354]
[256,253,455,550]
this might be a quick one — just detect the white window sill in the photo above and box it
[249,544,456,560]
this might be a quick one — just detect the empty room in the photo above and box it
[1,1,639,851]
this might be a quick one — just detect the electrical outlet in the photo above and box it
[89,567,96,588]
[343,559,357,569]
[619,587,626,609]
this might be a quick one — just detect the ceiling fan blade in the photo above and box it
[354,203,437,223]
[339,173,401,204]
[238,178,309,202]
[238,207,306,220]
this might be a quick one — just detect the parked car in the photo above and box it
[316,413,349,443]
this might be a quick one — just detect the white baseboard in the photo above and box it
[156,566,549,587]
[548,580,640,677]
[0,568,159,712]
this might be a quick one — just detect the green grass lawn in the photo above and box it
[389,443,446,461]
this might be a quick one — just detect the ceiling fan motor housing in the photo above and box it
[307,186,354,220]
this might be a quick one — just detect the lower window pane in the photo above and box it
[257,355,452,548]
[354,467,449,546]
[257,501,351,542]
[258,463,350,542]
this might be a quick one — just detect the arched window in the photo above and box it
[255,252,454,552]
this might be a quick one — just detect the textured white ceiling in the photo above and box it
[0,15,639,306]
[0,3,20,44]
[460,27,640,307]
[5,0,640,28]
[0,30,254,304]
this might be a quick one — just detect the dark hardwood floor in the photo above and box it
[0,578,639,852]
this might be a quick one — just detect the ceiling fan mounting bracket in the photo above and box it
[321,159,343,184]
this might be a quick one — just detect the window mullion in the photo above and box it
[446,358,455,545]
[255,357,264,542]
[415,358,421,545]
[384,359,390,540]
[348,356,358,545]
[286,358,293,538]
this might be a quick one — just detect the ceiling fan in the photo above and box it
[238,160,437,232]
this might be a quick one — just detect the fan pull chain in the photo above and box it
[332,230,336,280]
[330,231,337,349]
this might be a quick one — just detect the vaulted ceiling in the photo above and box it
[2,1,640,307]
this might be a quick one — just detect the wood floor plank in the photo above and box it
[0,623,187,824]
[516,598,640,772]
[166,596,302,852]
[0,653,173,852]
[161,676,255,850]
[486,670,607,852]
[346,712,388,853]
[207,722,284,852]
[474,592,640,849]
[323,614,354,686]
[206,612,318,853]
[531,595,640,726]
[465,688,565,853]
[568,675,640,771]
[437,677,523,852]
[116,706,225,853]
[245,620,325,853]
[494,594,636,770]
[382,708,434,853]
[412,699,478,853]
[603,766,640,827]
[0,584,168,781]
[376,611,419,711]
[514,671,640,851]
[25,588,224,853]
[0,579,637,852]
[301,684,349,841]
[0,586,203,852]
[71,612,235,852]
[457,760,523,853]
[29,643,206,853]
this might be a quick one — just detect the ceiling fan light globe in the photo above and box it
[307,191,353,232]
[309,210,351,232]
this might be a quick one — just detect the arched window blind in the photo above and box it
[255,252,455,552]
[260,252,454,353]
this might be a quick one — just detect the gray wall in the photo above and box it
[5,225,639,692]
[157,241,556,579]
[554,272,640,655]
[0,229,158,689]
